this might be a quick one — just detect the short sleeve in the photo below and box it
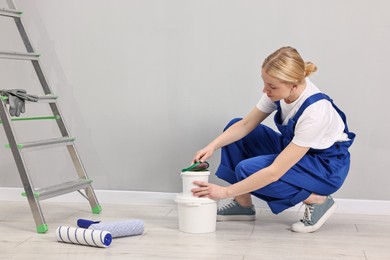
[256,94,277,113]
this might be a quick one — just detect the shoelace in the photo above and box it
[218,201,237,212]
[301,203,314,225]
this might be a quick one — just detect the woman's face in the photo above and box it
[261,69,293,102]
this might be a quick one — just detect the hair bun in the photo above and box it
[305,62,317,77]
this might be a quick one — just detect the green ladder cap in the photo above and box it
[1,95,7,101]
[21,191,40,198]
[5,143,24,149]
[36,224,48,233]
[92,205,102,214]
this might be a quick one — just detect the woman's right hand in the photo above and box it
[192,144,215,164]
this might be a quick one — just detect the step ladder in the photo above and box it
[0,0,101,233]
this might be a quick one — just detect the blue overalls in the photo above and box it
[215,93,356,214]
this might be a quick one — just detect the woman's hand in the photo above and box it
[192,145,216,163]
[191,181,229,200]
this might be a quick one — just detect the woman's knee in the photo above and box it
[235,157,273,180]
[223,118,242,131]
[235,161,251,180]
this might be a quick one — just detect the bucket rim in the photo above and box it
[180,171,210,177]
[175,194,216,205]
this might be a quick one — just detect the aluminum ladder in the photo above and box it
[0,0,101,233]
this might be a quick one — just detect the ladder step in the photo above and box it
[1,94,58,103]
[0,51,40,60]
[0,115,61,125]
[22,179,93,201]
[0,8,22,18]
[6,137,75,150]
[36,94,58,103]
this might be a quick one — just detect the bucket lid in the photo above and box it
[181,171,210,177]
[174,194,216,205]
[181,161,209,172]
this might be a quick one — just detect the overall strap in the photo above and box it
[328,98,350,133]
[275,100,281,110]
[291,93,330,122]
[292,92,352,134]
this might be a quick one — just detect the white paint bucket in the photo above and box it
[181,171,210,197]
[175,194,217,233]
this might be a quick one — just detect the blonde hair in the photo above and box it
[262,46,317,84]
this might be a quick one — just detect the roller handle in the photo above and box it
[77,219,100,228]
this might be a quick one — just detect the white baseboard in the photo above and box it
[1,187,389,215]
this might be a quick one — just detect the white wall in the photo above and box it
[1,0,389,200]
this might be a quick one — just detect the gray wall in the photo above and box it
[1,0,389,200]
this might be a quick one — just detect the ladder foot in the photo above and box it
[36,224,48,233]
[92,205,102,214]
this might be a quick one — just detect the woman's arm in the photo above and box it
[225,142,310,197]
[192,142,310,199]
[193,107,270,163]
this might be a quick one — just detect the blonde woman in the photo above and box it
[191,46,355,233]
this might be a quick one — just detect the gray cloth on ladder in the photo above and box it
[0,89,39,117]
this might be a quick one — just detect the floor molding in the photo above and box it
[1,187,389,215]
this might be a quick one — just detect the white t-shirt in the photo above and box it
[256,78,349,149]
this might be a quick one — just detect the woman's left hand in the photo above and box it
[191,181,229,200]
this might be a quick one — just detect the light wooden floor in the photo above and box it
[0,200,389,260]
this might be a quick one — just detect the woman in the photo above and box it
[191,46,355,233]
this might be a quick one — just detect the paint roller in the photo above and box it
[77,219,144,238]
[56,226,112,248]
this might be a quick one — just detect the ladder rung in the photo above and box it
[1,94,58,103]
[36,94,58,103]
[6,137,75,150]
[0,115,61,124]
[0,8,22,18]
[22,179,93,201]
[0,51,40,60]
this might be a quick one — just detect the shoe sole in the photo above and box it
[217,215,256,221]
[291,203,337,233]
